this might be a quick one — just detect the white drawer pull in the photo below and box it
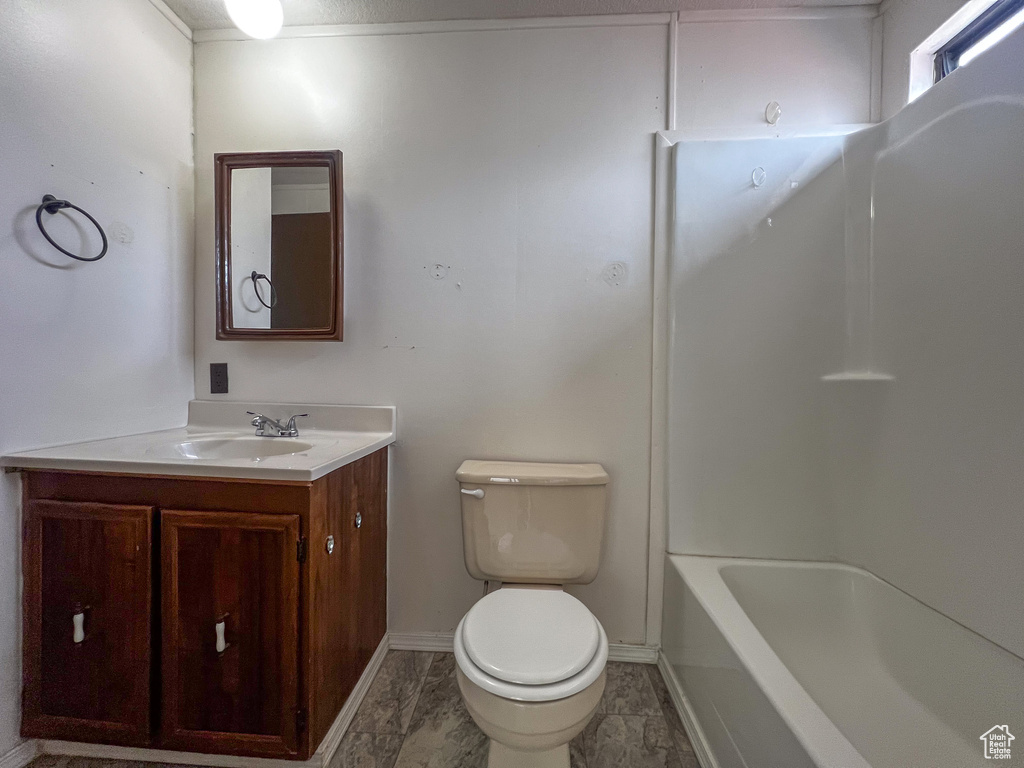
[72,609,85,644]
[461,488,484,499]
[215,618,228,654]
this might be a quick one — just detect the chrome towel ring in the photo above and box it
[35,194,108,262]
[250,270,278,309]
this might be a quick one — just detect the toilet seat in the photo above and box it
[463,588,601,684]
[454,589,608,702]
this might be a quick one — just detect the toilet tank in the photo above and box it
[456,460,609,585]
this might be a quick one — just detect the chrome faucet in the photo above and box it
[247,411,308,438]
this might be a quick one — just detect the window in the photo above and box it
[933,0,1024,81]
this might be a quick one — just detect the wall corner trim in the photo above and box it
[192,13,673,42]
[676,6,878,24]
[0,740,39,768]
[148,0,193,40]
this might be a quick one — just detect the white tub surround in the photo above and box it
[1,401,395,482]
[662,555,1024,768]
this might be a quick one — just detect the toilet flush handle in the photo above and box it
[460,488,485,499]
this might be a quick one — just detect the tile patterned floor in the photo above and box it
[334,651,700,768]
[28,652,699,768]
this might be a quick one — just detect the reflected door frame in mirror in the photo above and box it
[215,150,343,341]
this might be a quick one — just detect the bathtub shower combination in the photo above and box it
[660,28,1024,768]
[662,557,1024,768]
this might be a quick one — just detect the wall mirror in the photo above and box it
[215,150,343,340]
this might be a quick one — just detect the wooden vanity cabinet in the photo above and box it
[161,510,301,757]
[20,448,387,760]
[22,501,153,746]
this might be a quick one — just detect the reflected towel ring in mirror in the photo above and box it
[215,150,343,340]
[250,270,278,309]
[34,194,108,262]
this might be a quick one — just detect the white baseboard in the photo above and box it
[41,635,391,768]
[389,631,659,664]
[656,651,720,768]
[41,739,320,768]
[388,631,454,653]
[312,633,390,764]
[608,643,659,663]
[0,740,39,768]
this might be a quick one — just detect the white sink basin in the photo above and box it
[1,401,396,481]
[161,438,315,461]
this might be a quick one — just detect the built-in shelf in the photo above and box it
[820,372,896,382]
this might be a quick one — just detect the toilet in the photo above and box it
[454,460,610,768]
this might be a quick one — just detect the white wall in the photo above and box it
[668,136,848,560]
[271,166,331,214]
[193,21,668,644]
[660,7,875,573]
[878,0,971,119]
[833,28,1024,657]
[230,167,273,327]
[270,186,331,215]
[676,11,877,133]
[0,0,194,754]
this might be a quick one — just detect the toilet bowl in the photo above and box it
[455,460,610,768]
[453,586,608,768]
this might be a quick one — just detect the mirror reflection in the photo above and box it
[230,165,333,330]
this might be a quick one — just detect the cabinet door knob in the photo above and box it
[215,617,228,654]
[354,512,362,529]
[72,606,86,644]
[325,534,335,554]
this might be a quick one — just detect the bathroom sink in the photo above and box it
[1,401,396,481]
[161,437,314,461]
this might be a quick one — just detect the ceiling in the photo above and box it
[162,0,878,30]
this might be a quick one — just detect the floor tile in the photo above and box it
[569,732,587,768]
[677,746,701,768]
[645,665,699,763]
[26,659,705,768]
[329,731,405,768]
[644,665,674,720]
[392,653,488,768]
[29,759,181,768]
[582,714,684,768]
[599,662,662,717]
[350,651,435,735]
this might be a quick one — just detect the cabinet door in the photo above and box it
[22,500,152,746]
[160,510,301,758]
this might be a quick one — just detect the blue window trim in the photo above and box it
[934,0,1024,81]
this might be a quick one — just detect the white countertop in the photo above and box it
[0,401,396,482]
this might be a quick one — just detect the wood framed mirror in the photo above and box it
[215,150,343,341]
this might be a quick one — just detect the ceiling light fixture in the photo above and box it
[224,0,283,39]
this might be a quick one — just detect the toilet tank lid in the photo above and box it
[456,460,609,486]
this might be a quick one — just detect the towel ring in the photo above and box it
[250,270,278,309]
[35,195,108,262]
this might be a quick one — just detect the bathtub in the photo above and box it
[661,555,1024,768]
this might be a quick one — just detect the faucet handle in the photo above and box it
[246,411,265,427]
[285,413,309,429]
